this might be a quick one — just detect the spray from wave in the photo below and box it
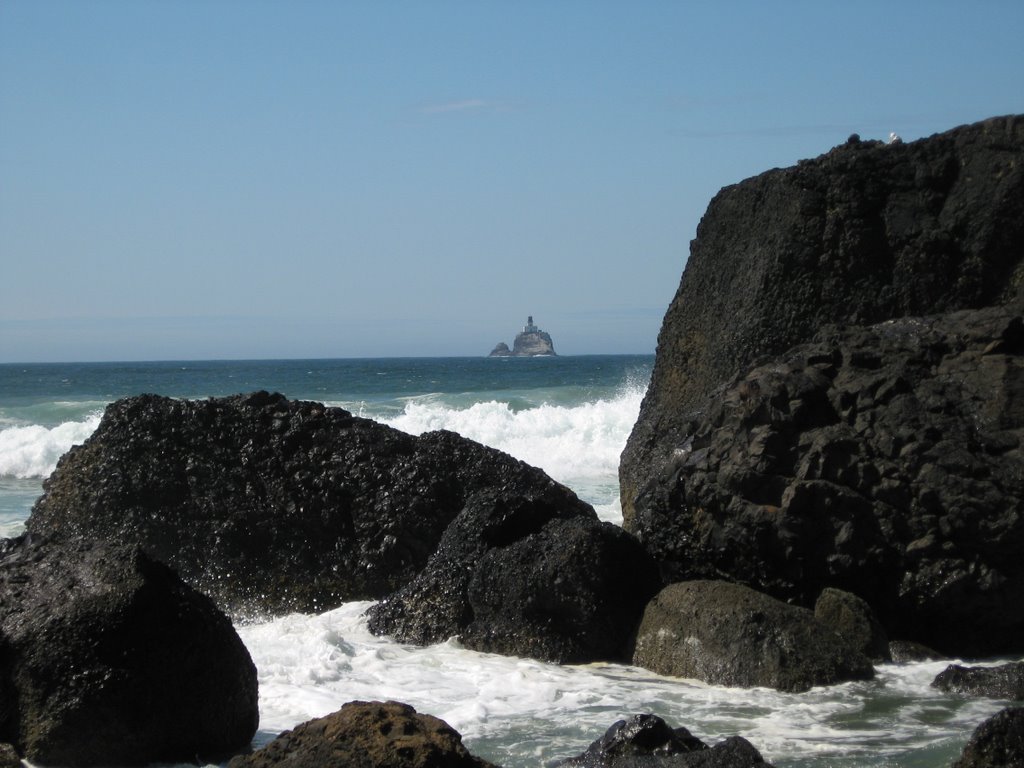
[0,415,102,479]
[381,382,644,523]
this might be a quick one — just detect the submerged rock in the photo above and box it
[227,700,498,768]
[630,581,874,692]
[0,535,258,766]
[932,663,1024,700]
[27,392,591,618]
[367,490,661,664]
[953,708,1024,768]
[622,115,1024,528]
[629,304,1024,656]
[556,713,774,767]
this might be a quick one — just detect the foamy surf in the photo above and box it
[237,603,1013,767]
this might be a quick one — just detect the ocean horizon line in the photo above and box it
[0,352,655,368]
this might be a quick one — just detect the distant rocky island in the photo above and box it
[489,315,557,357]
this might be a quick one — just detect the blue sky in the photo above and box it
[2,1,1022,362]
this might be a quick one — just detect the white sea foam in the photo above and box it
[0,415,101,479]
[237,605,1013,768]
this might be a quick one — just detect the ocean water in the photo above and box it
[0,356,1016,767]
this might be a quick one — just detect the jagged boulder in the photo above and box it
[953,708,1024,768]
[622,114,1024,531]
[0,535,258,766]
[227,701,498,768]
[556,713,774,767]
[933,663,1024,700]
[630,581,874,692]
[629,304,1024,656]
[368,490,661,663]
[27,392,593,617]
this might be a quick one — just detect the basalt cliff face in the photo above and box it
[620,115,1024,655]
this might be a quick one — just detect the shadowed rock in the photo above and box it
[227,700,498,768]
[27,392,592,618]
[556,713,774,767]
[953,708,1024,768]
[368,491,661,663]
[0,535,258,767]
[631,581,874,692]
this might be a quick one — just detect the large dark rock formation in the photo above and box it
[27,391,591,618]
[228,701,498,768]
[621,115,1024,528]
[953,708,1024,768]
[367,490,661,663]
[629,304,1024,655]
[556,713,774,767]
[933,663,1024,700]
[0,535,258,766]
[630,581,873,692]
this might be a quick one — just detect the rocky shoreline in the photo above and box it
[2,116,1023,766]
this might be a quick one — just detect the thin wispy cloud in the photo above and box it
[418,99,514,115]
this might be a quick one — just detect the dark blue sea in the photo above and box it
[0,356,1012,767]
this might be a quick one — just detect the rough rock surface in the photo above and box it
[0,535,258,767]
[556,713,774,767]
[489,341,513,356]
[813,588,890,661]
[630,304,1024,655]
[622,115,1024,528]
[367,490,661,663]
[28,392,591,617]
[953,708,1024,768]
[887,641,945,663]
[512,329,556,356]
[227,700,497,768]
[933,663,1024,700]
[630,581,874,692]
[0,744,18,768]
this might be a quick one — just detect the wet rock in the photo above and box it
[887,640,945,663]
[631,581,874,692]
[813,588,890,661]
[0,743,18,768]
[556,713,774,767]
[557,714,707,765]
[367,491,661,664]
[0,535,258,767]
[227,700,498,768]
[622,114,1024,528]
[953,708,1024,768]
[932,663,1024,700]
[629,305,1024,656]
[28,392,593,618]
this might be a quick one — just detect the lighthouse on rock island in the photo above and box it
[488,316,557,357]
